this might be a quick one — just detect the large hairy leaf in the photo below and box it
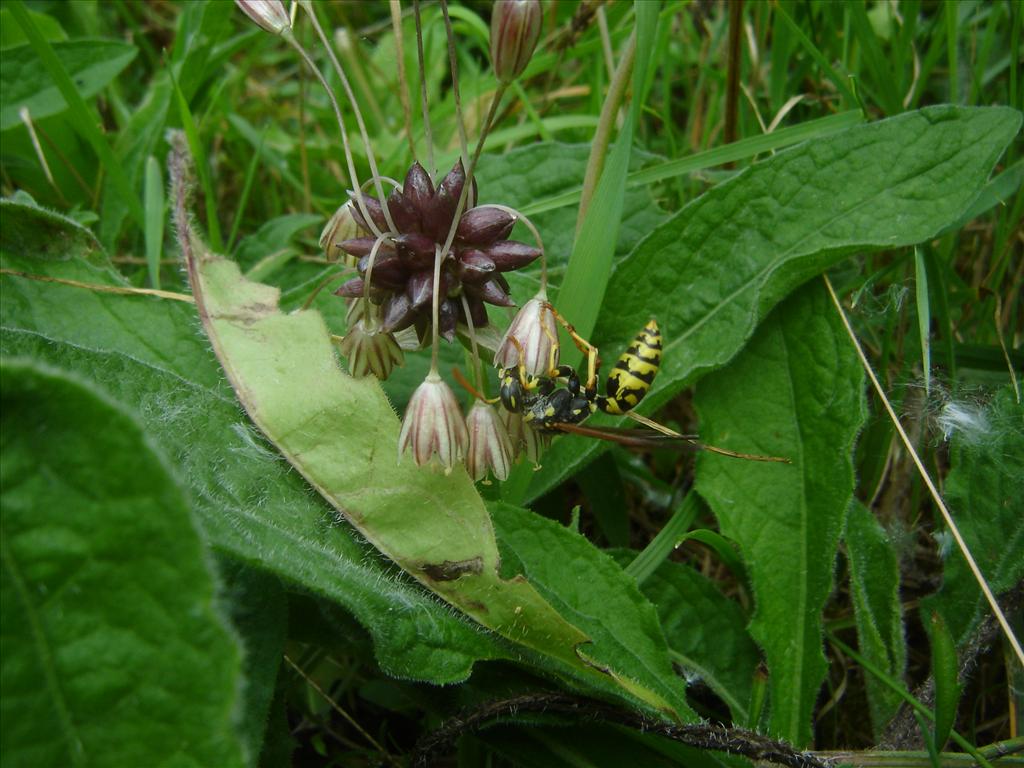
[924,387,1024,645]
[609,551,760,723]
[178,203,692,720]
[0,197,505,685]
[525,106,1021,502]
[0,359,244,768]
[693,281,866,746]
[845,501,906,739]
[490,503,692,718]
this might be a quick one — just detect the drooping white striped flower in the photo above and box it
[337,321,403,380]
[464,402,513,481]
[493,294,557,377]
[398,372,468,471]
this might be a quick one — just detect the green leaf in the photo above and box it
[178,207,692,720]
[845,501,907,740]
[0,7,66,49]
[0,38,136,130]
[928,611,961,752]
[923,387,1024,646]
[0,359,245,768]
[0,199,507,686]
[490,503,694,721]
[527,105,1022,502]
[693,281,866,746]
[611,551,761,723]
[219,562,287,764]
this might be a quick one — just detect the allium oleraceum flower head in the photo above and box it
[235,0,291,36]
[465,401,514,481]
[493,294,558,377]
[330,160,541,345]
[398,371,469,470]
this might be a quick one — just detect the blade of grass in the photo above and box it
[945,0,959,104]
[625,492,700,585]
[168,60,222,252]
[827,633,992,768]
[555,1,658,361]
[143,155,164,290]
[9,0,145,230]
[914,247,931,396]
[848,0,902,114]
[771,1,857,108]
[227,126,267,254]
[521,110,865,217]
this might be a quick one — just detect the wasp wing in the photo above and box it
[551,422,702,451]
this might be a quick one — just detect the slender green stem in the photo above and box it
[285,34,383,241]
[390,0,417,159]
[439,85,507,261]
[299,1,396,233]
[413,0,436,175]
[440,0,469,167]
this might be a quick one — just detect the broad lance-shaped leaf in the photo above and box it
[489,504,693,718]
[608,551,761,724]
[524,105,1021,503]
[1,359,245,768]
[923,387,1023,646]
[694,281,866,747]
[0,195,505,686]
[178,205,692,721]
[845,501,906,740]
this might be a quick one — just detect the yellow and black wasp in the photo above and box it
[489,307,787,462]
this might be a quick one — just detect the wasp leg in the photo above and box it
[508,335,541,392]
[546,306,602,395]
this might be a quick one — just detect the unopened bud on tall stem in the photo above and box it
[490,0,542,84]
[235,0,291,36]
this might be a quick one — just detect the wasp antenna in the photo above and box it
[625,411,790,463]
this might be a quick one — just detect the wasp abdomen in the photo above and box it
[598,319,661,415]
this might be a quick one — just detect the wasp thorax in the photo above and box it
[329,160,541,346]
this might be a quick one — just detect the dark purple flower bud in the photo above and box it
[457,249,497,283]
[490,0,542,84]
[393,232,437,269]
[439,298,459,342]
[423,160,465,241]
[485,240,541,271]
[457,207,516,245]
[334,277,366,298]
[402,162,435,218]
[340,237,393,259]
[407,269,434,308]
[358,252,408,289]
[349,195,388,233]
[380,293,416,333]
[386,189,420,233]
[468,278,515,307]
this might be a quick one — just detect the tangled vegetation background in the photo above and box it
[1,1,1021,766]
